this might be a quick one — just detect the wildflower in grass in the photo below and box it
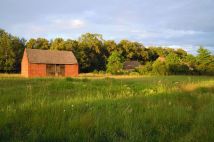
[142,88,156,96]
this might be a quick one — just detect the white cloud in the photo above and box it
[145,44,201,55]
[164,29,203,38]
[53,19,85,29]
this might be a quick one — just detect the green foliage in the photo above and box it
[152,60,168,75]
[183,54,196,68]
[64,39,79,51]
[11,37,26,72]
[117,40,148,62]
[0,28,214,75]
[0,32,15,72]
[0,30,25,72]
[26,38,36,49]
[26,38,50,49]
[136,62,153,75]
[196,47,214,75]
[50,38,65,50]
[168,64,190,75]
[78,33,107,72]
[107,51,123,74]
[165,52,180,64]
[104,40,117,54]
[176,48,188,58]
[197,47,212,65]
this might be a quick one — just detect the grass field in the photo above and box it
[0,75,214,142]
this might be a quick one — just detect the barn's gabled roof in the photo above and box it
[26,48,78,64]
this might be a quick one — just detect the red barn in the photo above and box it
[21,48,78,77]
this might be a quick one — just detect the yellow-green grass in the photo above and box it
[0,76,214,142]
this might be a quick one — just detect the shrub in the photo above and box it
[136,62,153,75]
[106,51,123,74]
[167,64,190,75]
[152,60,168,75]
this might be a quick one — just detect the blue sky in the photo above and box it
[1,0,214,54]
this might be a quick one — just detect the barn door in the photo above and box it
[46,64,65,77]
[56,65,65,76]
[46,64,55,76]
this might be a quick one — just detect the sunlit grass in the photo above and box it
[0,75,213,141]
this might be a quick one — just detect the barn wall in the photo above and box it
[65,64,79,77]
[28,64,46,77]
[21,50,29,77]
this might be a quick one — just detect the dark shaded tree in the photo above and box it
[78,33,106,72]
[0,32,15,72]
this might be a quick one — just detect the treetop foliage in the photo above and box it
[0,28,213,75]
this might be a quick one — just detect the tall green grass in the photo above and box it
[0,76,214,142]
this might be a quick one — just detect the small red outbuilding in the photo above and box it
[21,48,79,77]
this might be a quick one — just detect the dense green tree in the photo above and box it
[175,48,187,58]
[150,47,169,57]
[26,38,49,49]
[147,47,159,61]
[183,54,196,68]
[0,29,5,36]
[197,47,212,65]
[0,32,15,72]
[165,52,190,75]
[50,38,65,50]
[152,60,168,75]
[165,52,180,65]
[35,38,50,49]
[196,47,214,75]
[26,38,36,49]
[136,62,153,75]
[117,40,148,62]
[64,39,79,51]
[11,37,26,72]
[104,40,117,56]
[0,28,214,75]
[106,51,123,74]
[78,33,106,72]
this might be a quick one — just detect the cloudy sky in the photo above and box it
[1,0,214,54]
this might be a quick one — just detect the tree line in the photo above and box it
[0,28,213,75]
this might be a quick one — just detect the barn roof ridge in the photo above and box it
[25,48,78,65]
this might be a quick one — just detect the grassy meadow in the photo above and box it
[0,75,214,142]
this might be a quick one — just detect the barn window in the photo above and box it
[46,64,65,76]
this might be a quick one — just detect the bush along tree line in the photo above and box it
[0,28,214,75]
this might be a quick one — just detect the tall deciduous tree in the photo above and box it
[104,40,117,54]
[50,38,65,50]
[78,33,106,72]
[197,47,212,65]
[11,37,26,72]
[26,38,49,49]
[196,47,214,75]
[106,51,123,74]
[0,32,15,72]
